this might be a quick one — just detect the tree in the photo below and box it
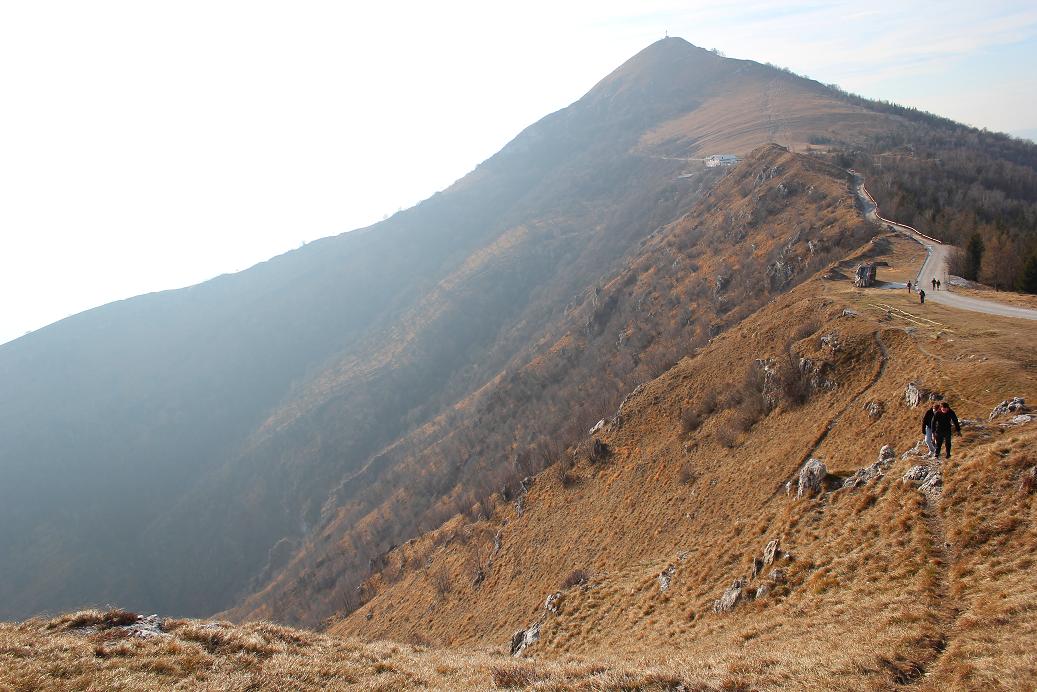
[980,233,1021,291]
[1017,253,1037,294]
[964,233,985,281]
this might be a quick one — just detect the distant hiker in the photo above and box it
[936,279,941,290]
[922,403,939,456]
[931,278,937,291]
[919,288,926,304]
[907,281,912,292]
[933,402,961,459]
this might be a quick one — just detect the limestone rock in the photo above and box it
[713,579,745,613]
[510,622,540,656]
[864,401,885,420]
[989,397,1026,420]
[843,446,895,489]
[841,309,859,318]
[544,592,562,613]
[1007,414,1033,426]
[797,458,827,499]
[901,441,928,460]
[589,419,606,435]
[659,564,676,592]
[919,471,943,494]
[820,333,840,352]
[905,382,939,408]
[762,539,781,567]
[903,465,931,483]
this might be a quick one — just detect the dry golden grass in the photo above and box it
[0,609,741,690]
[326,226,1037,689]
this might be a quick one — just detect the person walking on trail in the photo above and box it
[933,401,961,459]
[932,278,937,291]
[919,288,926,304]
[922,403,939,457]
[907,281,912,293]
[936,279,941,290]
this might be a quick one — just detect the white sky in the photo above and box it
[2,1,1036,345]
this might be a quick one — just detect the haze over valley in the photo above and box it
[3,6,1037,689]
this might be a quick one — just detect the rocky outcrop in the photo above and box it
[905,382,940,408]
[510,622,540,656]
[843,445,896,489]
[658,565,676,592]
[864,400,885,420]
[713,579,745,613]
[853,263,877,288]
[903,463,942,495]
[797,458,827,499]
[989,397,1026,420]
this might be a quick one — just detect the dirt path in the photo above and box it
[771,331,889,500]
[851,175,1037,321]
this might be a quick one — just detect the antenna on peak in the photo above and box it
[664,29,668,38]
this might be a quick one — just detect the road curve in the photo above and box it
[851,174,1037,321]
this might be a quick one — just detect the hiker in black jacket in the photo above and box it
[933,401,961,459]
[922,403,939,456]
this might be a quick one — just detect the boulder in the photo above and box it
[905,382,939,408]
[762,539,781,567]
[919,471,943,494]
[510,622,540,656]
[989,397,1026,420]
[797,458,827,499]
[713,579,745,613]
[589,419,606,435]
[864,401,885,420]
[658,565,676,592]
[903,465,932,483]
[820,333,840,352]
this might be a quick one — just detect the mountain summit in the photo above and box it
[1,37,1034,633]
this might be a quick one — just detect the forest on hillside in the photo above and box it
[820,98,1037,292]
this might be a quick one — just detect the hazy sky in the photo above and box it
[2,1,1036,345]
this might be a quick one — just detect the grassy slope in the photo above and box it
[327,234,1037,689]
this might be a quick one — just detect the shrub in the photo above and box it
[560,569,590,589]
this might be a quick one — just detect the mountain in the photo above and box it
[1,36,1035,626]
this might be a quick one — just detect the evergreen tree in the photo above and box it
[1018,254,1037,294]
[965,233,984,281]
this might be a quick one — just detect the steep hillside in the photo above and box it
[4,34,1036,627]
[332,229,1037,689]
[228,144,871,625]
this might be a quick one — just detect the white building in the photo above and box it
[705,154,741,168]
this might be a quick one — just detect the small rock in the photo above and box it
[841,309,859,318]
[878,444,896,464]
[1006,414,1033,426]
[903,465,931,483]
[919,471,943,494]
[905,382,939,408]
[659,565,676,592]
[544,592,562,613]
[510,622,540,656]
[762,539,781,567]
[750,557,764,580]
[755,583,772,599]
[589,419,606,435]
[713,579,745,613]
[901,440,928,460]
[989,397,1026,420]
[864,400,885,420]
[797,458,827,499]
[768,568,786,584]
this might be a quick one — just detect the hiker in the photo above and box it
[931,277,937,291]
[936,279,941,290]
[919,288,926,304]
[922,403,939,456]
[907,281,912,292]
[933,401,961,459]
